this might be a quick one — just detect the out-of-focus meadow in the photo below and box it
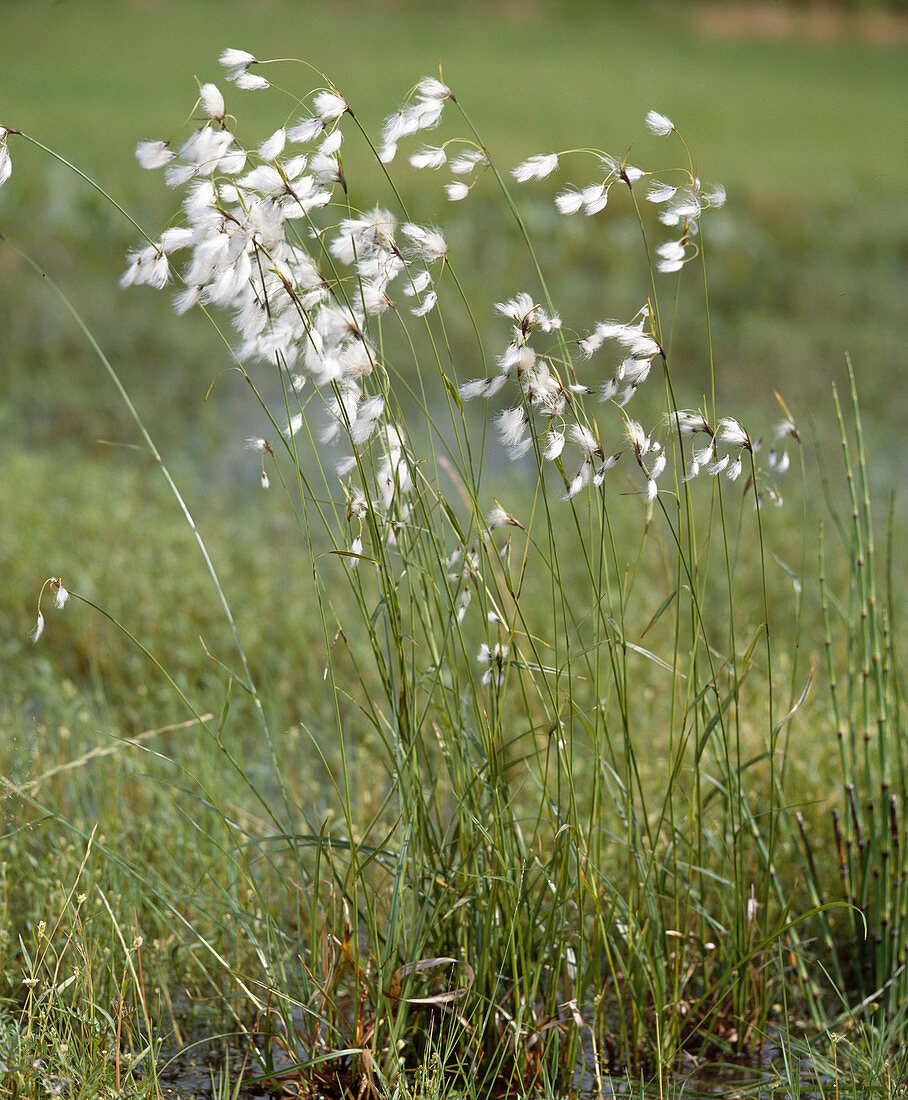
[1,0,906,1094]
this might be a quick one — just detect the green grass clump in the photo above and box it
[1,15,907,1100]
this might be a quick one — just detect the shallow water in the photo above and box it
[148,1048,833,1100]
[143,1000,835,1100]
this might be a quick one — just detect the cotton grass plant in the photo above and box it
[3,49,903,1097]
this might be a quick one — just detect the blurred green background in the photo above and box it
[1,0,906,738]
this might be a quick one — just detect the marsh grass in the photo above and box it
[0,48,905,1100]
[795,364,908,1028]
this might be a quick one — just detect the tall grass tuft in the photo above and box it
[2,54,900,1096]
[797,358,908,1032]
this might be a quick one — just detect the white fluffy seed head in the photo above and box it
[258,128,286,161]
[459,378,492,401]
[496,406,528,448]
[288,117,324,144]
[581,184,608,215]
[774,418,800,442]
[488,504,522,529]
[416,76,451,99]
[313,91,348,121]
[319,129,343,155]
[402,223,447,262]
[703,183,727,208]
[220,48,257,69]
[656,240,686,262]
[717,417,751,450]
[410,290,437,316]
[667,411,711,435]
[135,140,175,170]
[568,423,599,455]
[402,269,432,297]
[543,430,565,461]
[410,145,447,170]
[555,188,584,215]
[512,153,559,182]
[646,181,677,204]
[564,460,592,500]
[625,420,650,455]
[199,83,225,121]
[645,110,675,136]
[350,395,386,445]
[448,150,485,175]
[157,226,194,257]
[233,70,270,91]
